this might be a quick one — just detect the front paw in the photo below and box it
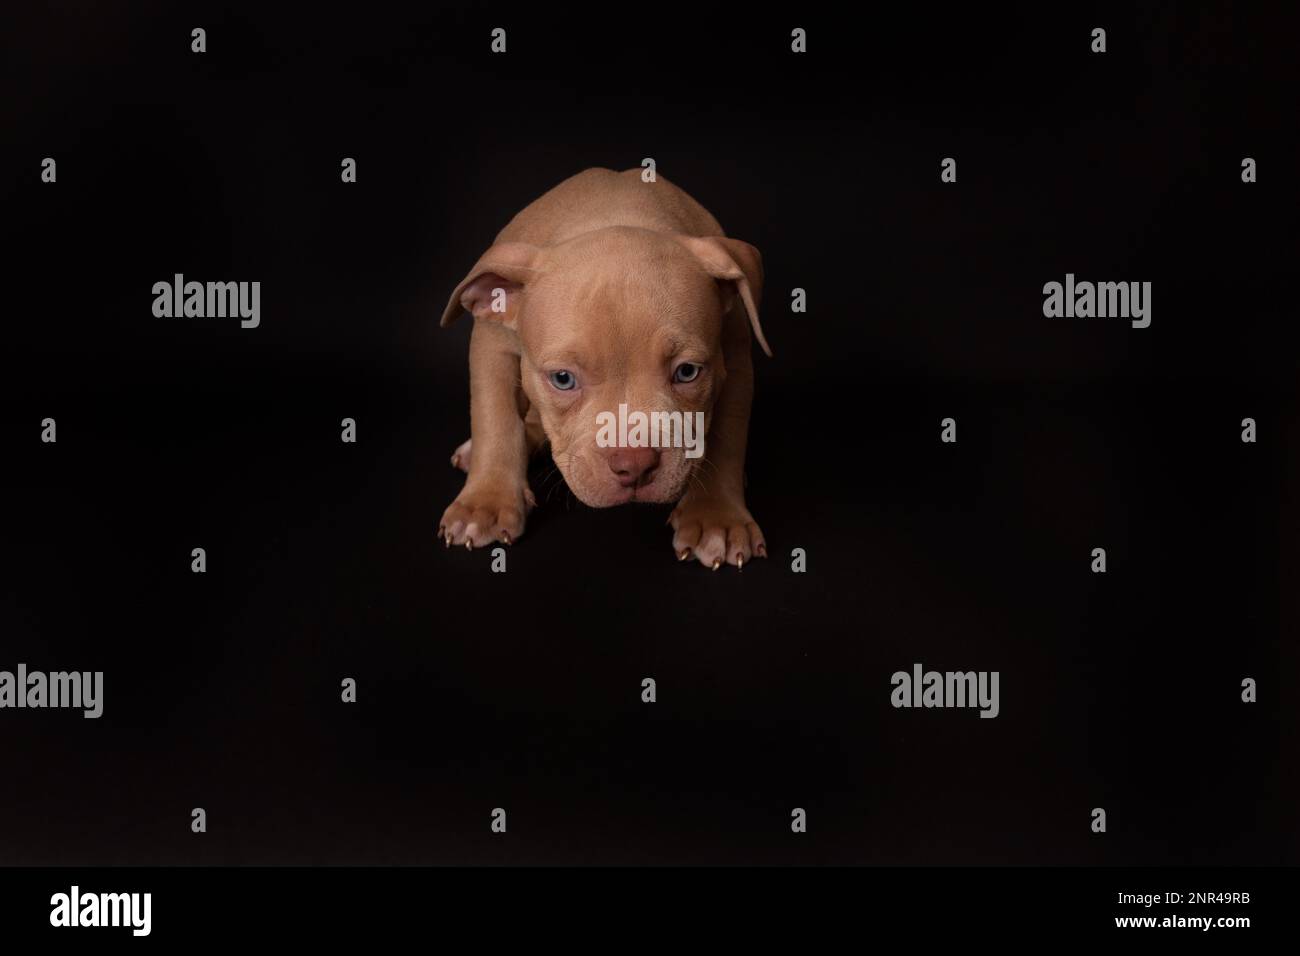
[668,496,767,570]
[439,481,535,549]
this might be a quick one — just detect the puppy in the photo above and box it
[438,168,770,569]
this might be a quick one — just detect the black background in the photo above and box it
[1,1,1296,867]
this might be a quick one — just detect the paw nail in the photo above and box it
[465,541,473,551]
[501,531,512,545]
[445,535,452,548]
[678,548,692,561]
[737,555,744,570]
[711,558,721,571]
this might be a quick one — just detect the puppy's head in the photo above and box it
[442,226,769,507]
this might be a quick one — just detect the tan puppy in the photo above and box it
[438,168,771,569]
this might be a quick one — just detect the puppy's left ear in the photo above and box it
[440,241,542,330]
[675,235,772,357]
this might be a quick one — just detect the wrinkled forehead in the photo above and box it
[521,247,723,369]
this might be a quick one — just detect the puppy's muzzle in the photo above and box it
[603,447,661,489]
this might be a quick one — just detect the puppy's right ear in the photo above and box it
[440,241,541,330]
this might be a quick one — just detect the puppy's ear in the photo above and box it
[440,241,542,330]
[674,235,772,357]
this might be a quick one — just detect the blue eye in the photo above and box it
[673,362,702,383]
[549,369,577,391]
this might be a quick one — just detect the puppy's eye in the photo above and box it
[673,362,702,384]
[548,369,577,391]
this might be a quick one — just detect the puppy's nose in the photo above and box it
[606,447,660,488]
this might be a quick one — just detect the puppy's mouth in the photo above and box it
[607,486,637,505]
[626,481,675,505]
[554,452,693,508]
